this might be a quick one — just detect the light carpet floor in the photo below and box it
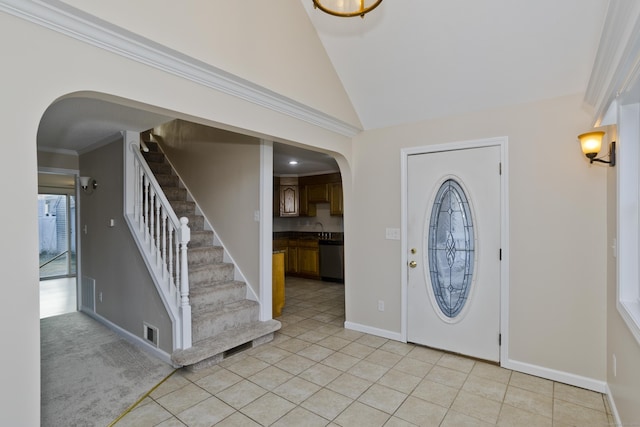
[41,312,174,426]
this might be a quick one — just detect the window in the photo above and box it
[617,102,640,345]
[428,179,475,320]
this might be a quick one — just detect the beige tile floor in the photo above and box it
[116,277,614,426]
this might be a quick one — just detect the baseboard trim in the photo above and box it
[81,309,176,367]
[502,358,607,393]
[604,383,622,426]
[344,321,404,342]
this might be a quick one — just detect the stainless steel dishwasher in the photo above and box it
[319,239,344,283]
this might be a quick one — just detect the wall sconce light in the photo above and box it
[577,131,616,167]
[79,176,98,194]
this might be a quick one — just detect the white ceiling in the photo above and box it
[302,0,608,130]
[37,0,609,173]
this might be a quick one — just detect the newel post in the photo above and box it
[179,216,192,349]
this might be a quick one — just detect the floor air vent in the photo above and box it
[81,277,95,312]
[143,323,159,347]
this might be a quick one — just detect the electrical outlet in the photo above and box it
[378,300,385,311]
[613,354,617,377]
[99,292,103,303]
[254,210,260,222]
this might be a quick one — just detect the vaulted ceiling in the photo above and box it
[36,0,609,174]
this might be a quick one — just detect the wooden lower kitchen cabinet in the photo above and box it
[297,240,320,278]
[282,239,320,279]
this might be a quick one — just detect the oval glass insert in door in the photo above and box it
[427,178,475,320]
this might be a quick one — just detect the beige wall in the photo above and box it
[153,120,262,294]
[3,1,631,424]
[80,138,173,353]
[0,7,352,424]
[349,94,607,383]
[37,150,79,171]
[59,0,360,129]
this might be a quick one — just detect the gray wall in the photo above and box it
[80,137,173,353]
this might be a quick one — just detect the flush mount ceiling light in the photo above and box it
[577,131,616,167]
[312,0,383,18]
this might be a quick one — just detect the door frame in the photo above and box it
[400,137,510,364]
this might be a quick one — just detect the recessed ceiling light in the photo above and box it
[289,160,298,165]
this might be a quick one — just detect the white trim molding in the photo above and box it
[0,0,361,138]
[584,2,640,126]
[503,358,607,394]
[344,321,404,342]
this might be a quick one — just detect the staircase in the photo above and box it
[141,141,280,370]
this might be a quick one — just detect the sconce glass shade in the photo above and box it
[312,0,383,17]
[578,131,605,159]
[79,176,91,189]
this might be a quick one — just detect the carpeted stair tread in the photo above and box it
[191,299,260,341]
[155,174,179,188]
[188,246,224,266]
[147,161,172,175]
[189,230,214,248]
[170,200,196,215]
[190,280,246,311]
[142,151,165,163]
[188,263,235,287]
[172,320,281,367]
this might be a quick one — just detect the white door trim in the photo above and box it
[400,137,510,365]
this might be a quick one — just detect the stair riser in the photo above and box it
[189,264,234,286]
[190,282,246,312]
[182,215,204,231]
[189,231,213,248]
[148,162,173,175]
[192,304,259,341]
[156,174,179,188]
[164,188,187,201]
[143,152,165,163]
[189,247,224,267]
[170,201,195,216]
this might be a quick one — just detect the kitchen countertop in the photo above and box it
[273,231,343,242]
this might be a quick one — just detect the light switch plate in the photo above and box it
[385,228,400,240]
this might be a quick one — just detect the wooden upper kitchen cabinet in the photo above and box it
[278,177,299,217]
[306,183,329,203]
[299,185,316,217]
[329,182,343,216]
[274,173,342,217]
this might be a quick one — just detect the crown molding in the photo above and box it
[585,1,640,126]
[0,0,361,137]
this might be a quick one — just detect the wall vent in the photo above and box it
[143,322,159,347]
[81,276,95,312]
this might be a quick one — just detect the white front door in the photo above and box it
[407,145,501,362]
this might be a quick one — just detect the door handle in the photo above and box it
[409,260,417,268]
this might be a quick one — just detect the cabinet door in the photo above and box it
[299,186,317,217]
[329,182,343,215]
[287,246,298,273]
[298,246,320,277]
[280,185,299,217]
[307,183,329,203]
